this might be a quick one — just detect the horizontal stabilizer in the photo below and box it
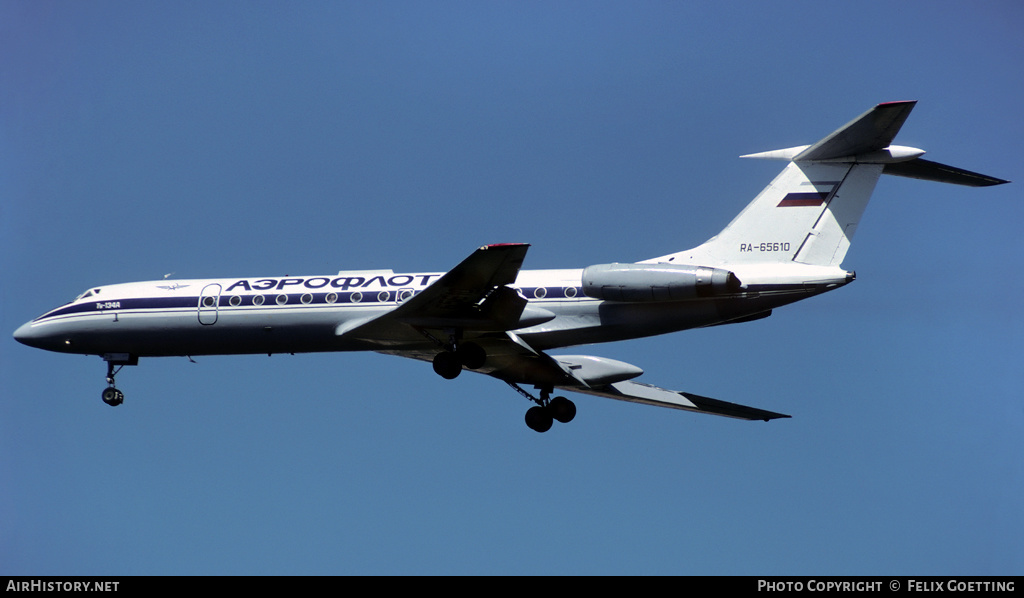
[883,157,1009,187]
[794,101,917,161]
[740,101,1009,186]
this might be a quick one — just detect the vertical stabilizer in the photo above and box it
[653,160,883,267]
[644,101,1007,269]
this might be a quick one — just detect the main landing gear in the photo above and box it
[430,338,486,380]
[508,383,576,433]
[427,334,576,432]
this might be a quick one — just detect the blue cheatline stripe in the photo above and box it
[34,286,589,323]
[36,297,196,321]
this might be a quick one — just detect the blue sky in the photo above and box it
[2,1,1022,575]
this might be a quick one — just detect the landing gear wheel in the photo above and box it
[456,342,486,370]
[102,387,124,407]
[549,396,576,423]
[525,406,553,433]
[432,351,462,379]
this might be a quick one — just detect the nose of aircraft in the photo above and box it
[13,320,49,350]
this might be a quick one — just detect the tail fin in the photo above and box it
[648,101,1008,268]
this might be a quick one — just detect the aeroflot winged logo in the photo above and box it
[156,283,190,291]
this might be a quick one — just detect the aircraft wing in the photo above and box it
[344,242,788,421]
[382,332,790,421]
[336,243,535,344]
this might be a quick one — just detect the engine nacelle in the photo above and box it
[581,263,741,302]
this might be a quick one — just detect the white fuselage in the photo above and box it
[13,264,849,360]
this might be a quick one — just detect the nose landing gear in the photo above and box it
[102,386,124,407]
[100,354,136,407]
[102,361,125,406]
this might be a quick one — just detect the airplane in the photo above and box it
[13,101,1008,432]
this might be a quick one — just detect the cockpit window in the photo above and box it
[75,288,101,301]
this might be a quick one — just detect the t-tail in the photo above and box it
[646,101,1008,269]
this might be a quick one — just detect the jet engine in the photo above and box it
[581,263,741,302]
